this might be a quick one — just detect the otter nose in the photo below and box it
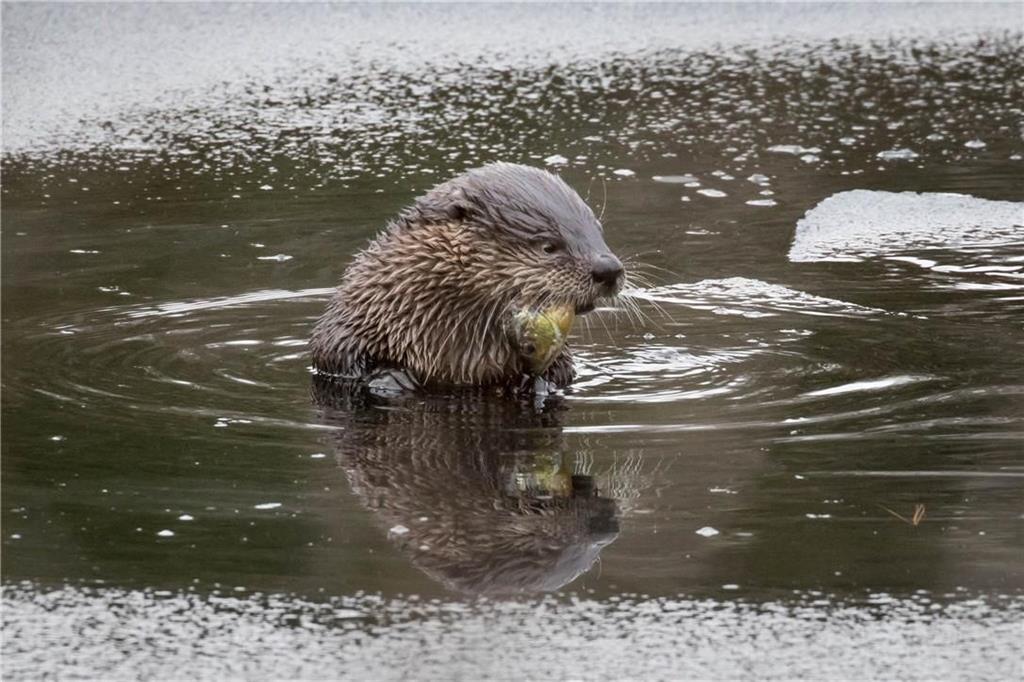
[591,253,624,287]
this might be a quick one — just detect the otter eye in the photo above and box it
[541,241,562,255]
[524,343,537,355]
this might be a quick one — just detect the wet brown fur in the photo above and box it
[310,163,621,388]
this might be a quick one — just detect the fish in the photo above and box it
[509,304,575,375]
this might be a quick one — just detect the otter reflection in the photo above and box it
[313,378,619,596]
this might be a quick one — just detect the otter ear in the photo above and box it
[448,200,472,222]
[417,187,475,224]
[445,187,478,223]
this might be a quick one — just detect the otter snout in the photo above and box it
[590,253,625,292]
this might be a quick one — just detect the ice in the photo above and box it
[695,526,720,537]
[876,148,919,161]
[254,503,282,510]
[768,144,821,155]
[789,190,1024,263]
[652,174,699,184]
[697,189,727,198]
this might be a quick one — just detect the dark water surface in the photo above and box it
[3,4,1023,679]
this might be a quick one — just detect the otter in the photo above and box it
[310,163,624,390]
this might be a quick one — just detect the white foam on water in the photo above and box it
[789,190,1024,264]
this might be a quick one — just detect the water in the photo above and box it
[3,4,1023,679]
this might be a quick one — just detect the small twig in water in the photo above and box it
[878,503,926,526]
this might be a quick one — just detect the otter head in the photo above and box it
[311,162,624,386]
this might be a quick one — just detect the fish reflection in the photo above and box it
[313,378,619,596]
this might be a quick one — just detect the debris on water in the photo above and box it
[389,525,410,536]
[746,199,777,207]
[69,249,100,254]
[697,189,726,198]
[157,530,175,537]
[544,154,568,166]
[876,148,919,161]
[964,139,986,149]
[722,584,740,590]
[612,168,635,177]
[253,503,282,510]
[178,514,194,521]
[696,526,720,537]
[746,173,770,185]
[879,503,927,526]
[257,254,293,262]
[805,514,832,519]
